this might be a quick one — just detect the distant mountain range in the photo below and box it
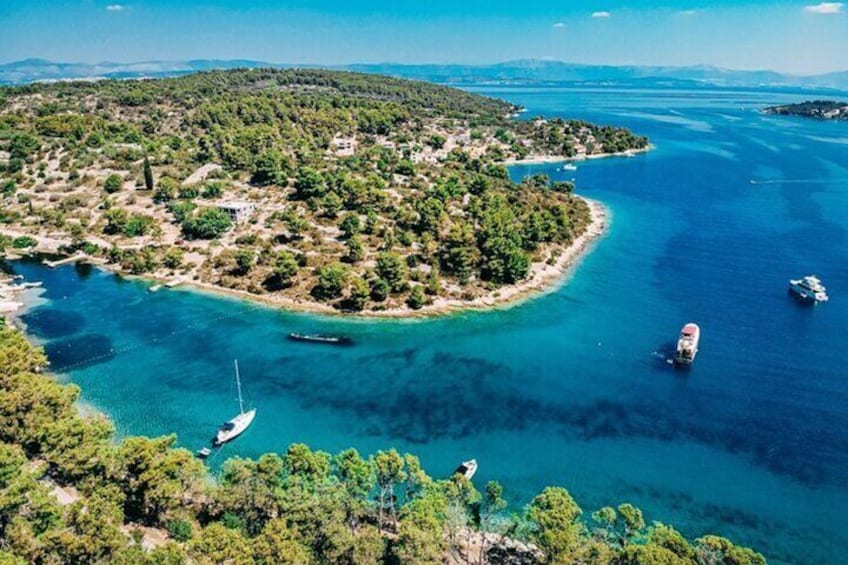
[0,58,263,85]
[2,58,847,91]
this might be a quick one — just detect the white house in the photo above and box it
[217,201,255,223]
[331,135,357,157]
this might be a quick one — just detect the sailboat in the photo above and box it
[213,360,256,446]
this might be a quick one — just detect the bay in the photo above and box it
[9,85,848,564]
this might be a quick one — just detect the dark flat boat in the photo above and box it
[288,333,354,346]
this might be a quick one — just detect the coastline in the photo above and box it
[3,196,609,321]
[0,141,643,322]
[503,144,652,166]
[143,196,609,319]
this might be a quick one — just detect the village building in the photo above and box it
[330,135,357,157]
[217,201,256,223]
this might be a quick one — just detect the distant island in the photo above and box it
[765,100,848,120]
[0,68,648,316]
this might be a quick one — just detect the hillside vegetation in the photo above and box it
[0,325,765,564]
[0,69,647,314]
[765,100,848,120]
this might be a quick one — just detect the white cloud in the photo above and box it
[552,22,566,28]
[591,11,611,18]
[106,4,126,11]
[804,2,844,14]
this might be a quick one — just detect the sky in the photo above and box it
[1,1,847,74]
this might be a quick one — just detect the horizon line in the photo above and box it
[2,57,846,78]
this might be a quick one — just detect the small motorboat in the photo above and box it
[562,163,578,171]
[288,333,354,346]
[454,459,478,481]
[196,447,212,459]
[674,323,700,366]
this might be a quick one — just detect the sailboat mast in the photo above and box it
[234,359,245,415]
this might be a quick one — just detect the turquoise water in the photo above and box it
[9,87,848,564]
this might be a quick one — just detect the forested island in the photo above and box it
[0,69,648,316]
[0,325,766,564]
[764,100,848,120]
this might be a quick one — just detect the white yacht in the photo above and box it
[214,360,256,446]
[563,163,578,171]
[674,323,700,366]
[789,275,828,303]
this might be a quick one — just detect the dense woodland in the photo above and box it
[0,324,766,564]
[0,69,647,312]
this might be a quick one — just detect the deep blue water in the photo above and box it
[8,87,848,564]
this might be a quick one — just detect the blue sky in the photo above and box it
[1,1,846,74]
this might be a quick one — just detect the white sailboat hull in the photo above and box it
[214,409,256,445]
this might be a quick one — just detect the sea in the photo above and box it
[6,86,848,564]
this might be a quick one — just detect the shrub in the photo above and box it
[162,247,184,269]
[311,263,348,300]
[9,133,40,160]
[375,252,407,293]
[272,251,299,285]
[202,182,223,199]
[167,519,193,542]
[12,236,37,249]
[179,186,199,199]
[104,174,123,194]
[154,177,179,203]
[182,208,232,240]
[370,278,390,302]
[407,285,426,310]
[1,179,16,196]
[123,214,157,237]
[167,201,197,223]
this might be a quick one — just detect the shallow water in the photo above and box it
[10,86,848,564]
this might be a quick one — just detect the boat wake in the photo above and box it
[652,339,682,367]
[749,178,847,185]
[651,350,675,366]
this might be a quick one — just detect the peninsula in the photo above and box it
[0,69,648,315]
[765,100,848,120]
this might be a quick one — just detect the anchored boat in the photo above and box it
[788,275,828,303]
[454,459,478,481]
[674,323,700,366]
[213,360,256,446]
[288,333,354,346]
